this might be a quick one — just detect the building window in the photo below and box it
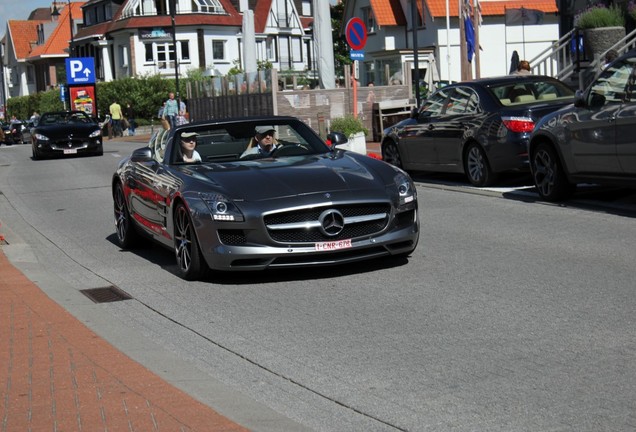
[156,43,176,69]
[266,37,277,61]
[180,40,190,61]
[212,40,225,60]
[144,43,153,62]
[119,45,128,67]
[291,37,302,62]
[27,65,35,84]
[362,7,376,33]
[193,0,223,13]
[301,0,311,16]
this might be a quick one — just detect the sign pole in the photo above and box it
[345,18,367,120]
[352,60,358,118]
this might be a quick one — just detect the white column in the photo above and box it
[19,67,28,96]
[98,40,113,82]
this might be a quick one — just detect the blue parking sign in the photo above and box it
[65,57,96,85]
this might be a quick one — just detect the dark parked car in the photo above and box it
[1,119,27,144]
[112,116,420,280]
[381,75,575,186]
[31,111,103,159]
[529,50,636,201]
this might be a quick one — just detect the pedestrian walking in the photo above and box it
[162,92,179,130]
[124,103,135,136]
[109,100,123,137]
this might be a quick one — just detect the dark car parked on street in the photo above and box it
[112,116,420,280]
[381,75,575,186]
[1,119,28,144]
[529,50,636,201]
[31,111,103,159]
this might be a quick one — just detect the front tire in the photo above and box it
[174,203,208,281]
[113,182,139,248]
[531,142,575,202]
[464,142,496,187]
[382,140,403,168]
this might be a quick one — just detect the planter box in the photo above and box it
[584,27,625,60]
[339,132,367,155]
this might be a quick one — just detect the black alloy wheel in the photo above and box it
[382,140,403,168]
[113,182,139,248]
[464,142,495,187]
[174,203,208,281]
[531,143,575,202]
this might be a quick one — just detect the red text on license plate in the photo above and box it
[314,239,352,251]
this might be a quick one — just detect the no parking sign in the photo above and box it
[345,17,367,51]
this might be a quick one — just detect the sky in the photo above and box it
[1,0,54,23]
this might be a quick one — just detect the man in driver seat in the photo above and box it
[241,126,280,158]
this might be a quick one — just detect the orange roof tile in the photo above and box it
[370,0,406,26]
[28,2,85,59]
[426,0,558,18]
[7,20,44,60]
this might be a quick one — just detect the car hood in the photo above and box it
[35,123,99,137]
[180,151,398,201]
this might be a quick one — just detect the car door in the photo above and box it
[614,60,636,174]
[399,88,450,169]
[434,86,481,169]
[567,62,626,174]
[127,157,165,237]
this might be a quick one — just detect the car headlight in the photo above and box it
[200,193,245,222]
[34,133,49,141]
[89,129,102,138]
[394,172,416,207]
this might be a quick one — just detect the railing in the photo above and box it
[528,29,576,81]
[529,27,636,90]
[579,27,636,89]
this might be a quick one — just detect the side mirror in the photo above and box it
[131,147,153,162]
[410,107,419,119]
[574,89,588,108]
[326,131,348,148]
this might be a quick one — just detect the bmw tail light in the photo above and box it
[502,116,535,133]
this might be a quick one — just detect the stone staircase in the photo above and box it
[529,27,636,90]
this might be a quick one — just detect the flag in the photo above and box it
[465,15,475,63]
[505,7,545,26]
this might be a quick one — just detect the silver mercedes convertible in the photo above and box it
[112,116,419,280]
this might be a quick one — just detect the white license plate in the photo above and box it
[314,239,352,251]
[63,149,77,154]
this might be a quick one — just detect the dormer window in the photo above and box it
[193,0,224,14]
[362,7,376,33]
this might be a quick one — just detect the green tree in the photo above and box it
[331,0,351,80]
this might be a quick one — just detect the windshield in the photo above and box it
[39,112,94,125]
[488,79,575,105]
[166,120,331,165]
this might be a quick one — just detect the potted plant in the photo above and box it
[329,114,369,155]
[575,4,625,61]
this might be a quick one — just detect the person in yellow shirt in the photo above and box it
[109,101,123,138]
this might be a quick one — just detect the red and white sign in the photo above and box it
[345,17,367,51]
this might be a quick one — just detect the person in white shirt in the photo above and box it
[240,126,280,158]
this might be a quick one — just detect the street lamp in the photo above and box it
[68,0,75,57]
[169,0,180,102]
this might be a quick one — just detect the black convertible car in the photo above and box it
[112,116,420,280]
[31,111,103,159]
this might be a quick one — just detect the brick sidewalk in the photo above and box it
[0,249,247,432]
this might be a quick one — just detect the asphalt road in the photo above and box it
[1,140,635,431]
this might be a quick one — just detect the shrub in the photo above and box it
[330,114,368,138]
[574,4,624,29]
